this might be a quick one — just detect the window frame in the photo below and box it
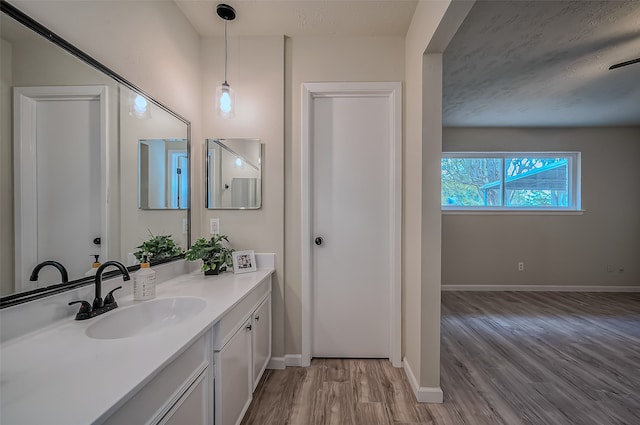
[441,151,582,213]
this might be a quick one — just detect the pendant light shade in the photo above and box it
[216,81,235,118]
[216,4,236,119]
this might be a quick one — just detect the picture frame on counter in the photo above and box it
[232,250,257,274]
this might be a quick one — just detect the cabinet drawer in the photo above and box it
[157,368,209,425]
[213,276,271,350]
[103,335,208,425]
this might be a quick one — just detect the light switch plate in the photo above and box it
[210,218,220,235]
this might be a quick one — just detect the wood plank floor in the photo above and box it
[241,291,640,425]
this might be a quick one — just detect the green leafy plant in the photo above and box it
[134,231,184,262]
[184,234,234,273]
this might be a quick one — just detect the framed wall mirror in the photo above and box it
[0,2,190,306]
[206,138,262,209]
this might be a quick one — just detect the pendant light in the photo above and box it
[216,4,236,119]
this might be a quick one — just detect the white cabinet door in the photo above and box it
[215,318,252,425]
[158,368,210,425]
[252,295,271,390]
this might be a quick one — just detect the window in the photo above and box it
[441,152,580,211]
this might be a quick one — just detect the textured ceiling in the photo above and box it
[443,0,640,127]
[175,0,418,37]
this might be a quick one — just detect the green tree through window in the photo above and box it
[442,153,579,210]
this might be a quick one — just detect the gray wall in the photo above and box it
[442,127,640,288]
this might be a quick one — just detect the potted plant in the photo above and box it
[133,231,184,263]
[184,234,234,275]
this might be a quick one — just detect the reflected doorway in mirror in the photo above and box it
[13,85,109,293]
[138,139,188,210]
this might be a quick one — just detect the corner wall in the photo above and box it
[442,127,640,288]
[404,0,474,398]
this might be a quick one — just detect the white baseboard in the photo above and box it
[442,284,640,292]
[402,357,443,403]
[266,354,305,369]
[285,354,303,367]
[267,357,285,370]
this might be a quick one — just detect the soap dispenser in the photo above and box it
[133,254,156,301]
[84,255,101,276]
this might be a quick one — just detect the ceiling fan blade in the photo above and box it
[609,57,640,70]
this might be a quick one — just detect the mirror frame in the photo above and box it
[0,1,191,308]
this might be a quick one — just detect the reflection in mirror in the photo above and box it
[206,138,262,209]
[12,85,109,293]
[0,2,190,306]
[116,85,189,268]
[138,139,188,210]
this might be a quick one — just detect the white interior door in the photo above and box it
[37,100,101,283]
[311,94,392,358]
[13,86,107,291]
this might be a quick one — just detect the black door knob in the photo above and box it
[315,237,323,246]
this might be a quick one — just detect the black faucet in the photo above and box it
[30,260,69,283]
[93,261,130,308]
[68,260,130,320]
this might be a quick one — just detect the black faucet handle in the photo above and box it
[104,286,122,305]
[69,300,92,314]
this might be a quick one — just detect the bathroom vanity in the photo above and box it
[0,261,274,425]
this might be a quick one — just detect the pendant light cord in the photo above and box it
[224,20,228,84]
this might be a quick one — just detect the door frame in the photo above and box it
[13,85,108,291]
[301,82,402,367]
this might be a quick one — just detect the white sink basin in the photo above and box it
[85,297,207,340]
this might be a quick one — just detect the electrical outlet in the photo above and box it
[518,262,524,272]
[210,218,220,235]
[182,218,188,234]
[607,264,614,273]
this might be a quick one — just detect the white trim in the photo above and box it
[266,354,303,369]
[442,285,640,292]
[13,86,109,292]
[444,151,580,157]
[301,82,402,368]
[267,357,286,370]
[285,354,303,367]
[301,84,312,367]
[442,209,585,216]
[403,357,443,403]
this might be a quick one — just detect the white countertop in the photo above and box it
[0,267,274,425]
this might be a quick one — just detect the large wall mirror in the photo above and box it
[206,138,262,209]
[0,2,190,306]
